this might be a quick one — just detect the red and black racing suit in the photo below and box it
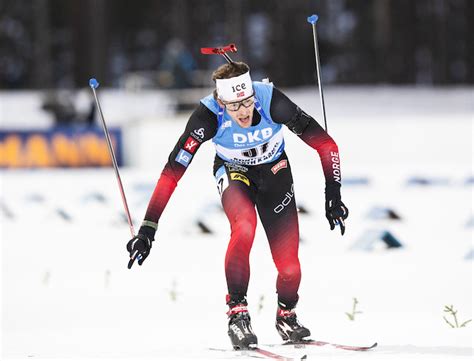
[143,88,342,309]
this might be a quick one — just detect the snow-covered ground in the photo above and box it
[1,87,473,360]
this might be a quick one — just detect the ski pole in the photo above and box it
[89,78,135,237]
[307,14,328,132]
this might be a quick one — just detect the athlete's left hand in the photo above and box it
[325,198,349,235]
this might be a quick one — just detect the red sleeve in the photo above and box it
[143,104,217,224]
[297,117,342,189]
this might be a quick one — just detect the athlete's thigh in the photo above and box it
[255,156,300,256]
[214,162,257,216]
[256,156,296,223]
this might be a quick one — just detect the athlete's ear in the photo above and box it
[217,99,225,108]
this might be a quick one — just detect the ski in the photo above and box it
[209,346,306,360]
[251,346,295,360]
[276,339,378,351]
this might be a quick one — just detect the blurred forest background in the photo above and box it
[1,0,473,90]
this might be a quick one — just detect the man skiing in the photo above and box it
[126,61,349,350]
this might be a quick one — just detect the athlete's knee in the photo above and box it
[232,220,256,242]
[232,216,257,242]
[277,262,301,281]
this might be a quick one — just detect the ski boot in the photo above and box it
[275,306,311,342]
[227,295,258,350]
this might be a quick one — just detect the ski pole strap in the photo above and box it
[141,220,158,230]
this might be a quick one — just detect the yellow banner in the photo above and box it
[0,129,122,168]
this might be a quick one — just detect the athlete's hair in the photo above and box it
[212,62,250,99]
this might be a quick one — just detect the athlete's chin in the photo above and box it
[236,115,252,128]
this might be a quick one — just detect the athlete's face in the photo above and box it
[221,96,255,128]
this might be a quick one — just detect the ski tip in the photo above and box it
[307,14,319,25]
[348,342,378,351]
[89,78,99,89]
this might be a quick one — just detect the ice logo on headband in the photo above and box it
[232,83,247,96]
[216,71,253,102]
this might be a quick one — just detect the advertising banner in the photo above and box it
[0,127,122,168]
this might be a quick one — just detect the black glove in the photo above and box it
[126,225,155,269]
[325,186,349,235]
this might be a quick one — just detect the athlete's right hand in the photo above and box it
[126,227,154,269]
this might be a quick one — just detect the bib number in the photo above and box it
[215,166,229,197]
[241,142,269,158]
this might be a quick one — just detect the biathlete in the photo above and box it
[126,61,349,350]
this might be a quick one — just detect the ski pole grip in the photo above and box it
[89,78,99,89]
[307,14,319,25]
